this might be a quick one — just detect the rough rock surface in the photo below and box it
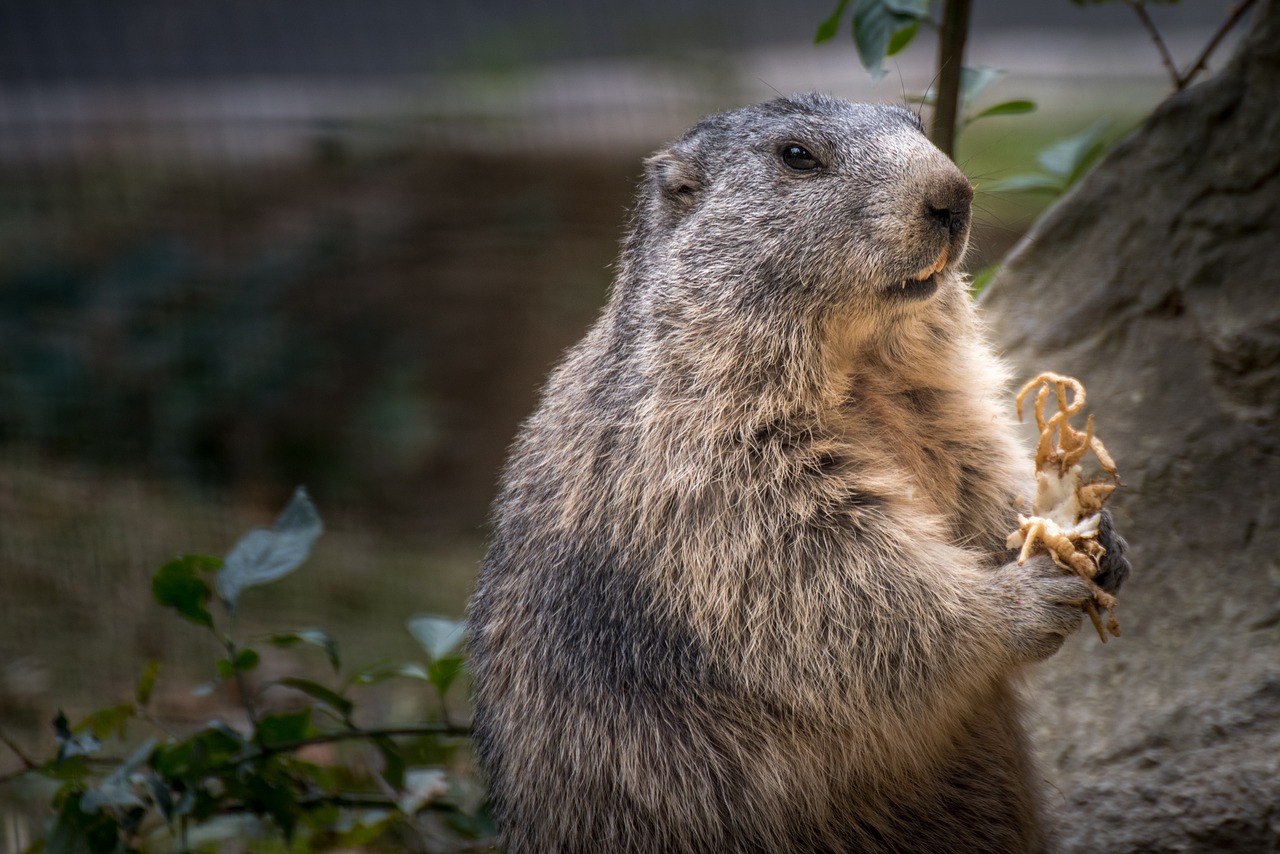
[980,2,1280,850]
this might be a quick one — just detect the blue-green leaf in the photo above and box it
[1037,121,1110,181]
[268,629,342,672]
[397,768,449,815]
[407,616,467,661]
[53,711,101,762]
[80,738,155,813]
[981,173,1067,194]
[348,661,430,686]
[884,0,931,14]
[852,0,923,81]
[959,66,1005,107]
[216,487,323,611]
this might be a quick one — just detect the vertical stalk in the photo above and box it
[932,0,972,159]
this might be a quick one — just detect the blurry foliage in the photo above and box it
[0,225,417,493]
[0,149,628,530]
[0,490,490,853]
[983,121,1114,197]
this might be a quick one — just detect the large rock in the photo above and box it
[980,2,1280,850]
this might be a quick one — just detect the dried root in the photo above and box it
[1006,373,1122,642]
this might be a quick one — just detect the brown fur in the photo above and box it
[468,94,1095,853]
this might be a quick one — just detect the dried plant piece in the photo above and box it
[1006,372,1122,642]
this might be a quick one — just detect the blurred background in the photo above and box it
[0,0,1241,782]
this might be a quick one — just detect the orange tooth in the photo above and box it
[911,246,950,282]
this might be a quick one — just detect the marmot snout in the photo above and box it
[469,93,1093,853]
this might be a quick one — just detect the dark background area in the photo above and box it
[0,1,1229,81]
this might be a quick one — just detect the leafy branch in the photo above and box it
[816,0,1033,158]
[0,488,489,853]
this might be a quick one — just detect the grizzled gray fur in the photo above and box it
[468,94,1129,853]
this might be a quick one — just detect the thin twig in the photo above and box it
[1179,0,1259,88]
[202,723,472,777]
[0,730,37,771]
[0,755,141,786]
[257,723,472,755]
[1127,0,1181,89]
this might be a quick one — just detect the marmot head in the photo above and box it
[634,94,973,331]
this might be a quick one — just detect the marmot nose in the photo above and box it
[924,178,973,238]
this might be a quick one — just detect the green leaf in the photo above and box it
[372,735,406,790]
[151,725,247,779]
[276,677,354,720]
[39,754,91,783]
[135,661,160,708]
[214,647,259,678]
[406,616,466,662]
[886,20,919,56]
[268,629,341,672]
[815,0,850,43]
[240,770,300,840]
[234,648,260,672]
[216,486,323,611]
[397,768,449,815]
[883,0,931,14]
[852,0,923,81]
[1037,121,1110,180]
[45,793,121,854]
[959,66,1004,107]
[256,709,313,745]
[969,99,1037,120]
[981,173,1067,194]
[349,662,430,686]
[427,657,465,698]
[152,556,218,629]
[75,704,135,741]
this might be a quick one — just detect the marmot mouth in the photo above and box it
[887,246,949,301]
[888,274,940,301]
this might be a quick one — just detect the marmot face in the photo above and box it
[642,94,973,322]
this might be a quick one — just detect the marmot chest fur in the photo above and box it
[468,94,1097,854]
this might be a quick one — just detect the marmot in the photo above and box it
[468,94,1129,853]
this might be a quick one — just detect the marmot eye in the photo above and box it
[780,144,820,171]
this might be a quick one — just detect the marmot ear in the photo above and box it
[644,147,703,210]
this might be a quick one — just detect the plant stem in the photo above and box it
[199,722,472,777]
[1179,0,1259,88]
[931,0,971,159]
[0,730,36,770]
[257,723,472,755]
[1128,1,1182,89]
